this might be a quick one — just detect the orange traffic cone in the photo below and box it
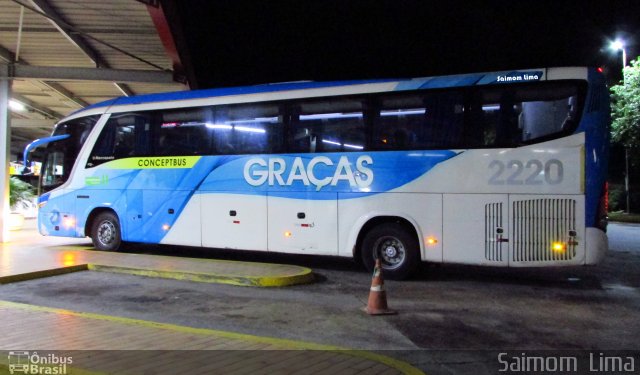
[363,258,397,315]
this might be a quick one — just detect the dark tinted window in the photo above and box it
[157,108,212,156]
[289,97,365,153]
[210,103,284,154]
[468,82,582,147]
[82,81,584,167]
[87,113,151,168]
[373,91,464,150]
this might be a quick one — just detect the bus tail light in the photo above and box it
[597,182,608,232]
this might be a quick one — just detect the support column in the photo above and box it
[0,78,11,242]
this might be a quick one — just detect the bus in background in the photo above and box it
[27,67,609,280]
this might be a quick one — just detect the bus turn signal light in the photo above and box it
[552,242,566,252]
[426,237,438,245]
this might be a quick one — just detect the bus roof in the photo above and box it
[75,78,397,115]
[71,67,591,118]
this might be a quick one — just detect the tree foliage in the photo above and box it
[611,57,640,150]
[9,177,34,209]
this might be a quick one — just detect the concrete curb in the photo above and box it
[87,263,315,287]
[0,264,88,284]
[0,261,314,287]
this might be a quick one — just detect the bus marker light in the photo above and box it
[552,242,566,252]
[285,231,292,237]
[162,224,170,231]
[426,237,438,245]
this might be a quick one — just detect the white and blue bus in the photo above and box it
[27,67,609,279]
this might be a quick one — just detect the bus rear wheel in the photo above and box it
[361,223,419,280]
[91,212,122,251]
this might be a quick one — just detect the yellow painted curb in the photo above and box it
[0,300,424,375]
[87,263,315,287]
[0,260,313,287]
[0,265,88,284]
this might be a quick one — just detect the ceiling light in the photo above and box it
[9,100,26,112]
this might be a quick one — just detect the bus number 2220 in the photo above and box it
[488,159,564,185]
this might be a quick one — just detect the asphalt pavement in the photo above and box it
[0,221,638,374]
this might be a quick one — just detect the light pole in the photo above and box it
[610,40,627,73]
[610,39,630,213]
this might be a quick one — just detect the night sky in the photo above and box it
[175,0,640,88]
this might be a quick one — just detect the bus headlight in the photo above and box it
[63,216,75,229]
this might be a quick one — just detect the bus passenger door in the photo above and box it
[443,194,509,266]
[201,193,268,251]
[267,193,338,255]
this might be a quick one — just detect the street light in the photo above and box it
[610,40,627,69]
[609,39,631,213]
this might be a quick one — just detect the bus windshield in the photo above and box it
[40,115,100,194]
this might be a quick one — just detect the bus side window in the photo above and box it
[465,96,486,148]
[521,95,578,140]
[289,98,365,153]
[421,91,464,148]
[114,125,135,158]
[290,127,314,153]
[156,107,212,156]
[211,103,283,155]
[469,88,523,148]
[471,83,581,147]
[374,92,464,150]
[88,113,151,167]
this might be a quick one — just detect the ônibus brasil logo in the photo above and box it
[7,351,72,374]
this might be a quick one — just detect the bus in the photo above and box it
[27,67,609,280]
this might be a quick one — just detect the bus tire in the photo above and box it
[91,211,122,251]
[361,223,419,280]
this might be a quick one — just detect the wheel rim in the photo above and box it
[97,220,116,246]
[373,235,406,270]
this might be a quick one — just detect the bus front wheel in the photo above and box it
[361,223,419,280]
[91,212,122,251]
